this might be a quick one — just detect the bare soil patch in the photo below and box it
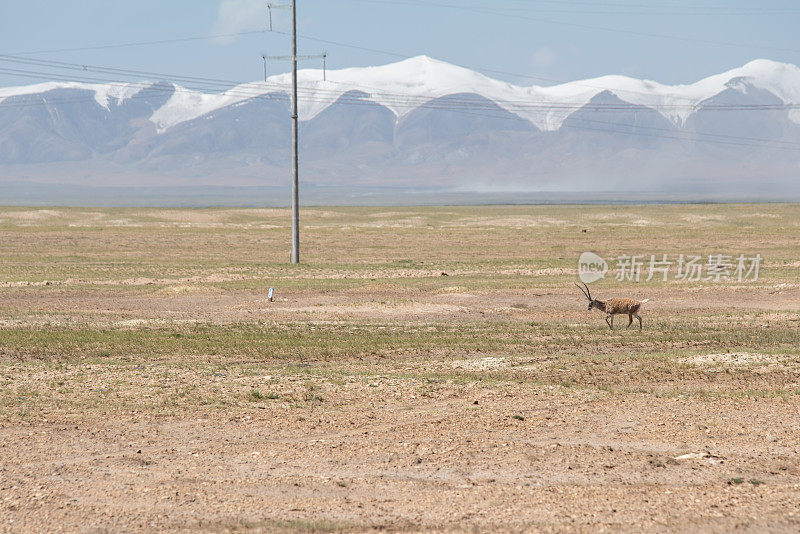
[2,204,800,532]
[2,381,799,533]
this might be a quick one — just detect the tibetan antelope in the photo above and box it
[575,282,650,330]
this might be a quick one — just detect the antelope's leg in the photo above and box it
[606,314,614,330]
[634,313,642,330]
[627,314,633,328]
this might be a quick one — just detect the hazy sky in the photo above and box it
[1,0,798,89]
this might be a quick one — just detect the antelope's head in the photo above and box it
[576,282,598,311]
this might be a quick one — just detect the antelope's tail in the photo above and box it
[641,299,650,304]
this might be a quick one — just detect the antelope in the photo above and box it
[575,282,649,330]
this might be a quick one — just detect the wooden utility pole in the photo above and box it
[290,0,300,264]
[267,1,325,264]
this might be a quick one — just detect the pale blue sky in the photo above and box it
[0,0,798,89]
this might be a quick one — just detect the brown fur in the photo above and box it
[594,298,642,316]
[576,283,649,330]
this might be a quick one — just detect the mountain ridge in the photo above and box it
[1,57,799,197]
[3,57,799,131]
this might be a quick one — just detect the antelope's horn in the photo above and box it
[575,282,591,301]
[583,282,593,301]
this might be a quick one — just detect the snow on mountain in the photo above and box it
[0,80,149,109]
[149,82,270,132]
[3,57,799,131]
[145,56,800,132]
[604,59,800,126]
[2,58,800,196]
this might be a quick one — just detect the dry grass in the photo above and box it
[1,204,799,532]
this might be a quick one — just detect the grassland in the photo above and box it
[0,205,799,532]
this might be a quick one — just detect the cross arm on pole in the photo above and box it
[267,55,325,61]
[266,53,328,80]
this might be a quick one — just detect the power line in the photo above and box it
[269,28,780,108]
[347,0,800,55]
[3,62,798,117]
[501,0,797,10]
[3,66,800,154]
[9,30,269,56]
[3,52,800,117]
[351,0,800,15]
[0,54,280,90]
[5,17,794,103]
[2,0,796,114]
[2,59,800,121]
[2,49,800,154]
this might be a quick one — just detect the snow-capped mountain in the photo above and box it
[1,56,800,197]
[145,56,800,130]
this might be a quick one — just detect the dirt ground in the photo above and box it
[3,384,800,533]
[1,205,799,533]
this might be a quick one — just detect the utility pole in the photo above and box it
[290,0,300,264]
[261,54,267,82]
[267,1,327,264]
